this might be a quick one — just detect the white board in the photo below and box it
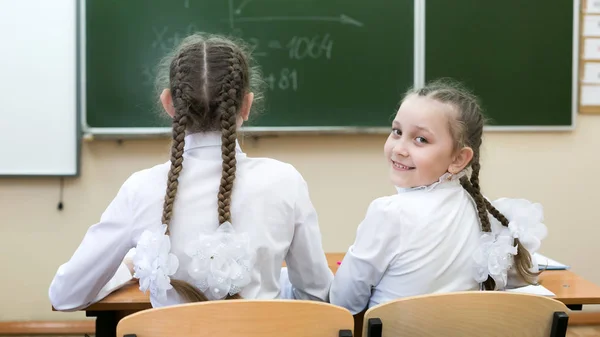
[0,0,79,176]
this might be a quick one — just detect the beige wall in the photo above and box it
[1,115,600,320]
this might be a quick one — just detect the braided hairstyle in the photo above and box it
[403,78,537,290]
[154,33,263,301]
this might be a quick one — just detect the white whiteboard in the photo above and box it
[0,0,78,176]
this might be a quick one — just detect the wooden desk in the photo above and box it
[80,253,600,337]
[84,253,345,312]
[538,269,600,308]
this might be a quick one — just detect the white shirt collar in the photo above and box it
[183,131,243,154]
[394,170,467,194]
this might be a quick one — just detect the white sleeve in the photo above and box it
[49,178,136,311]
[91,262,134,302]
[90,248,137,302]
[329,198,398,314]
[283,173,333,302]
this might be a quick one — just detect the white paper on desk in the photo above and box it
[584,15,600,37]
[581,85,600,105]
[583,62,600,84]
[506,285,556,297]
[588,0,600,14]
[534,253,570,270]
[584,38,600,59]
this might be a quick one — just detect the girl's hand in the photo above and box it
[124,256,135,276]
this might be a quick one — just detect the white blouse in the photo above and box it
[49,132,333,311]
[329,174,547,314]
[330,173,545,315]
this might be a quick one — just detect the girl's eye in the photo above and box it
[391,128,401,136]
[416,136,428,144]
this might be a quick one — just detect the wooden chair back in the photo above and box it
[362,291,569,337]
[117,299,354,337]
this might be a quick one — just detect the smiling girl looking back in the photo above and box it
[329,79,548,314]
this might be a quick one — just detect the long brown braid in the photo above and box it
[217,54,245,224]
[152,33,262,302]
[408,78,538,290]
[161,52,191,233]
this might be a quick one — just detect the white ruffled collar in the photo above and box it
[394,170,467,194]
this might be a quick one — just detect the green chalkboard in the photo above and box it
[425,0,575,128]
[83,0,576,134]
[84,0,414,131]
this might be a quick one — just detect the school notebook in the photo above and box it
[534,253,570,270]
[506,284,556,297]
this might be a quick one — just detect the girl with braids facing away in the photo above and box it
[49,33,333,310]
[329,79,548,314]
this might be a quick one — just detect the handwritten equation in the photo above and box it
[265,68,298,91]
[141,0,364,92]
[246,34,333,60]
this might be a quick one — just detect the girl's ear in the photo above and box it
[160,88,176,118]
[237,92,254,127]
[448,146,474,174]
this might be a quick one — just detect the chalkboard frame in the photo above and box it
[78,0,580,139]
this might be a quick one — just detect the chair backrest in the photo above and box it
[362,291,569,337]
[116,299,354,337]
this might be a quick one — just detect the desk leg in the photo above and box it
[87,311,117,337]
[567,304,582,311]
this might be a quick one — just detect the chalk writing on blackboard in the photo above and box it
[140,0,363,92]
[227,0,364,28]
[265,68,299,91]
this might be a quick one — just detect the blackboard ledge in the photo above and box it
[82,124,575,140]
[83,126,391,140]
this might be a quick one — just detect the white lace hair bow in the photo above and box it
[185,222,255,300]
[132,224,179,305]
[472,198,548,290]
[132,222,255,304]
